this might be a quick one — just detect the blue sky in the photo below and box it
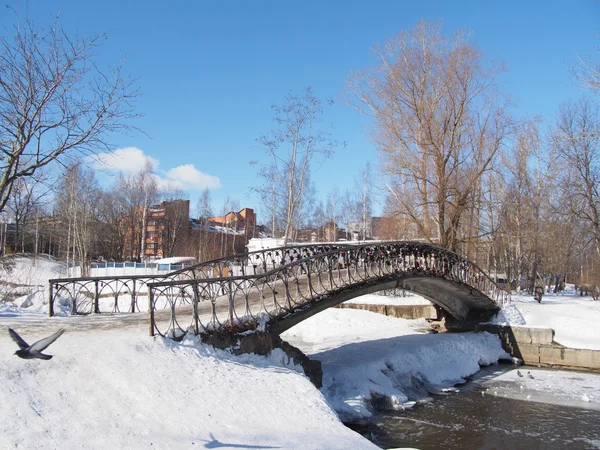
[2,0,598,219]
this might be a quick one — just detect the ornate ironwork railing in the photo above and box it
[146,242,511,338]
[162,243,352,281]
[48,274,165,316]
[48,243,349,316]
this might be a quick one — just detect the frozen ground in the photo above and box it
[0,327,376,449]
[478,366,600,411]
[492,286,600,350]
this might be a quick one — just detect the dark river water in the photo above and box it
[348,366,600,450]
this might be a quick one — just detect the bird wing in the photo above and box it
[29,329,65,352]
[8,328,29,349]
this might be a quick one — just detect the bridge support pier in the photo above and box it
[441,308,498,332]
[201,330,323,388]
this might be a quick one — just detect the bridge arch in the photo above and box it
[146,241,510,339]
[269,274,497,335]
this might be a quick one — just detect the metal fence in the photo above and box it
[48,243,350,316]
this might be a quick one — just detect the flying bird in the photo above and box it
[8,328,65,360]
[527,371,535,379]
[517,370,523,377]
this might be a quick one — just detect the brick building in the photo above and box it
[143,199,190,260]
[122,202,259,262]
[121,199,191,261]
[207,208,256,235]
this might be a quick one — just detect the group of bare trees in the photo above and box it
[0,10,229,271]
[4,9,600,291]
[2,160,187,270]
[252,20,600,293]
[252,88,344,244]
[343,20,600,292]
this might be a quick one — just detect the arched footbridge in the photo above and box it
[50,242,510,339]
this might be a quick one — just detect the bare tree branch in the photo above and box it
[346,20,513,251]
[0,10,140,212]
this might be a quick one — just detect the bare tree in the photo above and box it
[339,190,358,240]
[228,198,240,254]
[160,200,190,258]
[116,162,158,261]
[346,20,513,252]
[0,10,139,214]
[95,189,127,261]
[570,39,600,94]
[5,173,51,252]
[355,163,374,240]
[326,187,341,242]
[196,188,213,224]
[158,189,190,258]
[253,165,279,238]
[253,87,342,244]
[194,188,214,261]
[554,98,600,251]
[55,163,100,275]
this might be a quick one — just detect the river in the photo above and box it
[348,365,600,450]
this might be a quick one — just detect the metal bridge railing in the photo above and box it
[48,243,350,316]
[48,274,165,316]
[162,243,352,280]
[146,242,511,338]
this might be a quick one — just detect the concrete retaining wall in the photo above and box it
[336,302,439,320]
[476,323,600,372]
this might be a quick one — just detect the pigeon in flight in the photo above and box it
[8,328,65,360]
[527,371,535,379]
[517,370,523,377]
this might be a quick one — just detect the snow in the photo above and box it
[480,367,600,411]
[152,256,197,264]
[344,292,432,306]
[0,328,374,449]
[490,285,600,350]
[282,309,509,421]
[0,255,73,314]
[1,255,600,448]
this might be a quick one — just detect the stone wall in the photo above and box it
[335,303,439,320]
[476,323,600,372]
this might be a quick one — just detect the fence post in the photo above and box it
[228,277,234,327]
[93,280,100,314]
[192,283,200,335]
[71,281,77,315]
[49,282,54,317]
[148,286,155,336]
[131,280,137,313]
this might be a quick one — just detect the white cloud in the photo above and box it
[153,175,187,192]
[92,147,160,173]
[91,148,220,192]
[165,164,221,190]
